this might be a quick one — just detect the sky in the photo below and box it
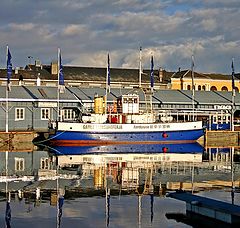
[0,0,240,74]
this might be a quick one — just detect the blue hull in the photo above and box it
[49,142,204,155]
[50,129,204,144]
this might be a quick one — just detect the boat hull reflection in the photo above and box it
[49,143,204,155]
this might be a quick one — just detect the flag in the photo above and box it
[6,47,12,91]
[5,201,11,228]
[57,196,64,228]
[150,55,154,89]
[106,53,110,93]
[231,58,235,96]
[58,48,65,93]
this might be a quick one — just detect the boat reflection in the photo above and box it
[48,142,205,155]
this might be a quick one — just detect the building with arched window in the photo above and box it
[171,69,239,92]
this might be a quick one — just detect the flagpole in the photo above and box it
[105,53,110,114]
[191,55,195,121]
[6,46,9,133]
[139,47,142,88]
[231,58,235,131]
[57,48,60,121]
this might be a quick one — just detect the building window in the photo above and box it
[15,158,25,171]
[221,86,228,91]
[202,85,206,91]
[198,85,201,90]
[187,85,191,90]
[15,108,25,121]
[41,108,50,120]
[40,157,50,170]
[63,109,76,120]
[210,86,217,91]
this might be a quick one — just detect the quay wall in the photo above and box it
[0,131,37,152]
[205,130,240,148]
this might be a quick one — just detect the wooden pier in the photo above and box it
[167,191,240,226]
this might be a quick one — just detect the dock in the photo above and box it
[167,191,240,226]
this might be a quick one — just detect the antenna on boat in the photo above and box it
[139,46,142,88]
[191,55,195,121]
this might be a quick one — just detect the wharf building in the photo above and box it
[0,61,240,132]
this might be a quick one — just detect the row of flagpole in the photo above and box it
[4,45,237,128]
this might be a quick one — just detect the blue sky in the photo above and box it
[0,0,240,74]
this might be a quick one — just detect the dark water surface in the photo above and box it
[0,144,239,227]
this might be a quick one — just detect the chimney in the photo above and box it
[37,73,41,86]
[159,67,164,82]
[51,61,58,75]
[15,67,19,74]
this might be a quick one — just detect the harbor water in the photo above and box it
[0,143,240,227]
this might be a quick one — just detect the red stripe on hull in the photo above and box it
[50,139,196,146]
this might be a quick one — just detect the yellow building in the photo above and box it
[171,69,239,92]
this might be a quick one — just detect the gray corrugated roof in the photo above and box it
[0,85,240,106]
[153,90,193,104]
[181,90,231,105]
[0,85,33,100]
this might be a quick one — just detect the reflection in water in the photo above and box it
[0,143,239,227]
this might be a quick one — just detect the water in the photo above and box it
[0,144,239,227]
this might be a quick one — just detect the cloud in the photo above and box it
[0,0,239,73]
[9,23,35,31]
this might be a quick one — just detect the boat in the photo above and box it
[48,93,204,146]
[48,51,204,146]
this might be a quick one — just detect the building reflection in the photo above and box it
[0,145,239,210]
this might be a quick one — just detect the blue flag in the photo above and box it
[106,53,110,92]
[231,58,235,95]
[107,54,110,86]
[5,201,11,228]
[7,47,12,91]
[58,49,65,93]
[150,55,154,89]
